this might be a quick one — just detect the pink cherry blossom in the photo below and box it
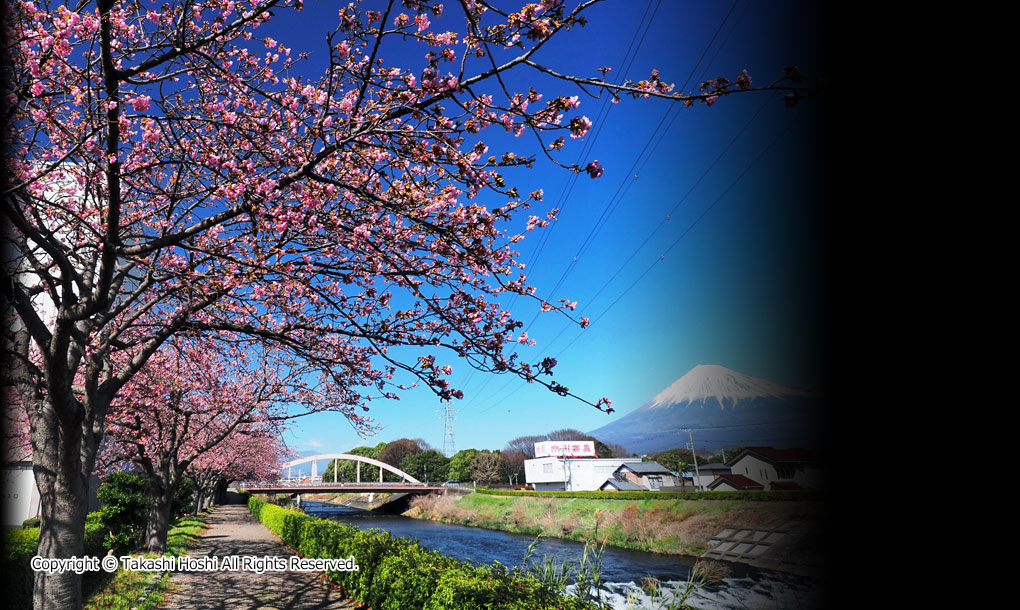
[130,95,151,112]
[4,2,812,604]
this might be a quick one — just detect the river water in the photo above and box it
[298,500,827,609]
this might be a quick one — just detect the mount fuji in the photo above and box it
[588,365,825,455]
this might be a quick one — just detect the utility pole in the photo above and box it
[437,400,458,458]
[682,429,702,491]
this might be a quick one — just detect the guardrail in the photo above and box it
[239,480,435,488]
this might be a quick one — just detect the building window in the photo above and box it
[543,464,553,474]
[648,476,662,489]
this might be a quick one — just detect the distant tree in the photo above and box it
[606,442,630,457]
[500,448,526,485]
[503,436,545,459]
[520,428,620,457]
[103,336,295,553]
[378,438,424,472]
[400,450,449,483]
[717,447,745,464]
[447,448,480,482]
[545,427,590,440]
[412,438,437,453]
[321,445,381,483]
[653,449,696,473]
[470,451,503,486]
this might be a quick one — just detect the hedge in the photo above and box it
[1,513,108,610]
[474,487,822,501]
[247,495,601,609]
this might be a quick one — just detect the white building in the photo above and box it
[525,456,645,491]
[724,446,825,490]
[2,460,41,527]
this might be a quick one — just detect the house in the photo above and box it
[706,473,765,491]
[598,477,646,491]
[611,461,681,491]
[690,462,731,491]
[724,446,824,490]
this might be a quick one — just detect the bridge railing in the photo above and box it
[239,480,435,489]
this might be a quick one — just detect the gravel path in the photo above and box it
[159,502,358,610]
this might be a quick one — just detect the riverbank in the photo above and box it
[402,491,825,569]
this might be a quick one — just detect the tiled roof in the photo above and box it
[726,446,821,467]
[696,462,731,472]
[618,461,672,474]
[599,478,646,491]
[708,474,764,490]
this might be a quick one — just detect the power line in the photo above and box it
[525,0,743,330]
[510,0,662,311]
[539,95,774,353]
[551,100,805,358]
[456,1,664,405]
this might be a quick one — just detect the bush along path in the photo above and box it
[246,495,602,610]
[1,509,209,610]
[158,501,358,610]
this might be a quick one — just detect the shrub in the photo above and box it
[96,471,152,552]
[2,510,107,610]
[1,527,40,562]
[246,494,601,610]
[368,541,461,610]
[172,476,196,520]
[21,516,40,529]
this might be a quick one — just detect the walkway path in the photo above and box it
[159,502,358,610]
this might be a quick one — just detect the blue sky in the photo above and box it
[265,0,830,455]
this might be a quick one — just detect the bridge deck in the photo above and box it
[241,482,445,494]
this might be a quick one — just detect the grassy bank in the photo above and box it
[405,491,823,555]
[2,511,209,610]
[82,511,210,610]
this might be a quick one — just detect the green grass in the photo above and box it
[416,492,821,557]
[82,511,210,610]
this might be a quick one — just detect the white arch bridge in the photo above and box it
[239,453,445,495]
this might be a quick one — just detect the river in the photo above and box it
[298,500,827,610]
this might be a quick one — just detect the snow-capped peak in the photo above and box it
[648,365,808,408]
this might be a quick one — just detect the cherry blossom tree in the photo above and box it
[186,422,285,514]
[0,1,816,607]
[2,387,32,463]
[102,335,312,552]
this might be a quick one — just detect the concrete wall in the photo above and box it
[2,464,41,527]
[2,464,103,527]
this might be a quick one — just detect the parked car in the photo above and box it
[442,480,460,487]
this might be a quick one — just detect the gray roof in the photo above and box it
[600,478,645,491]
[619,461,673,474]
[696,463,731,472]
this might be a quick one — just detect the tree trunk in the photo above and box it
[143,479,175,553]
[191,485,203,516]
[31,400,91,610]
[213,478,228,505]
